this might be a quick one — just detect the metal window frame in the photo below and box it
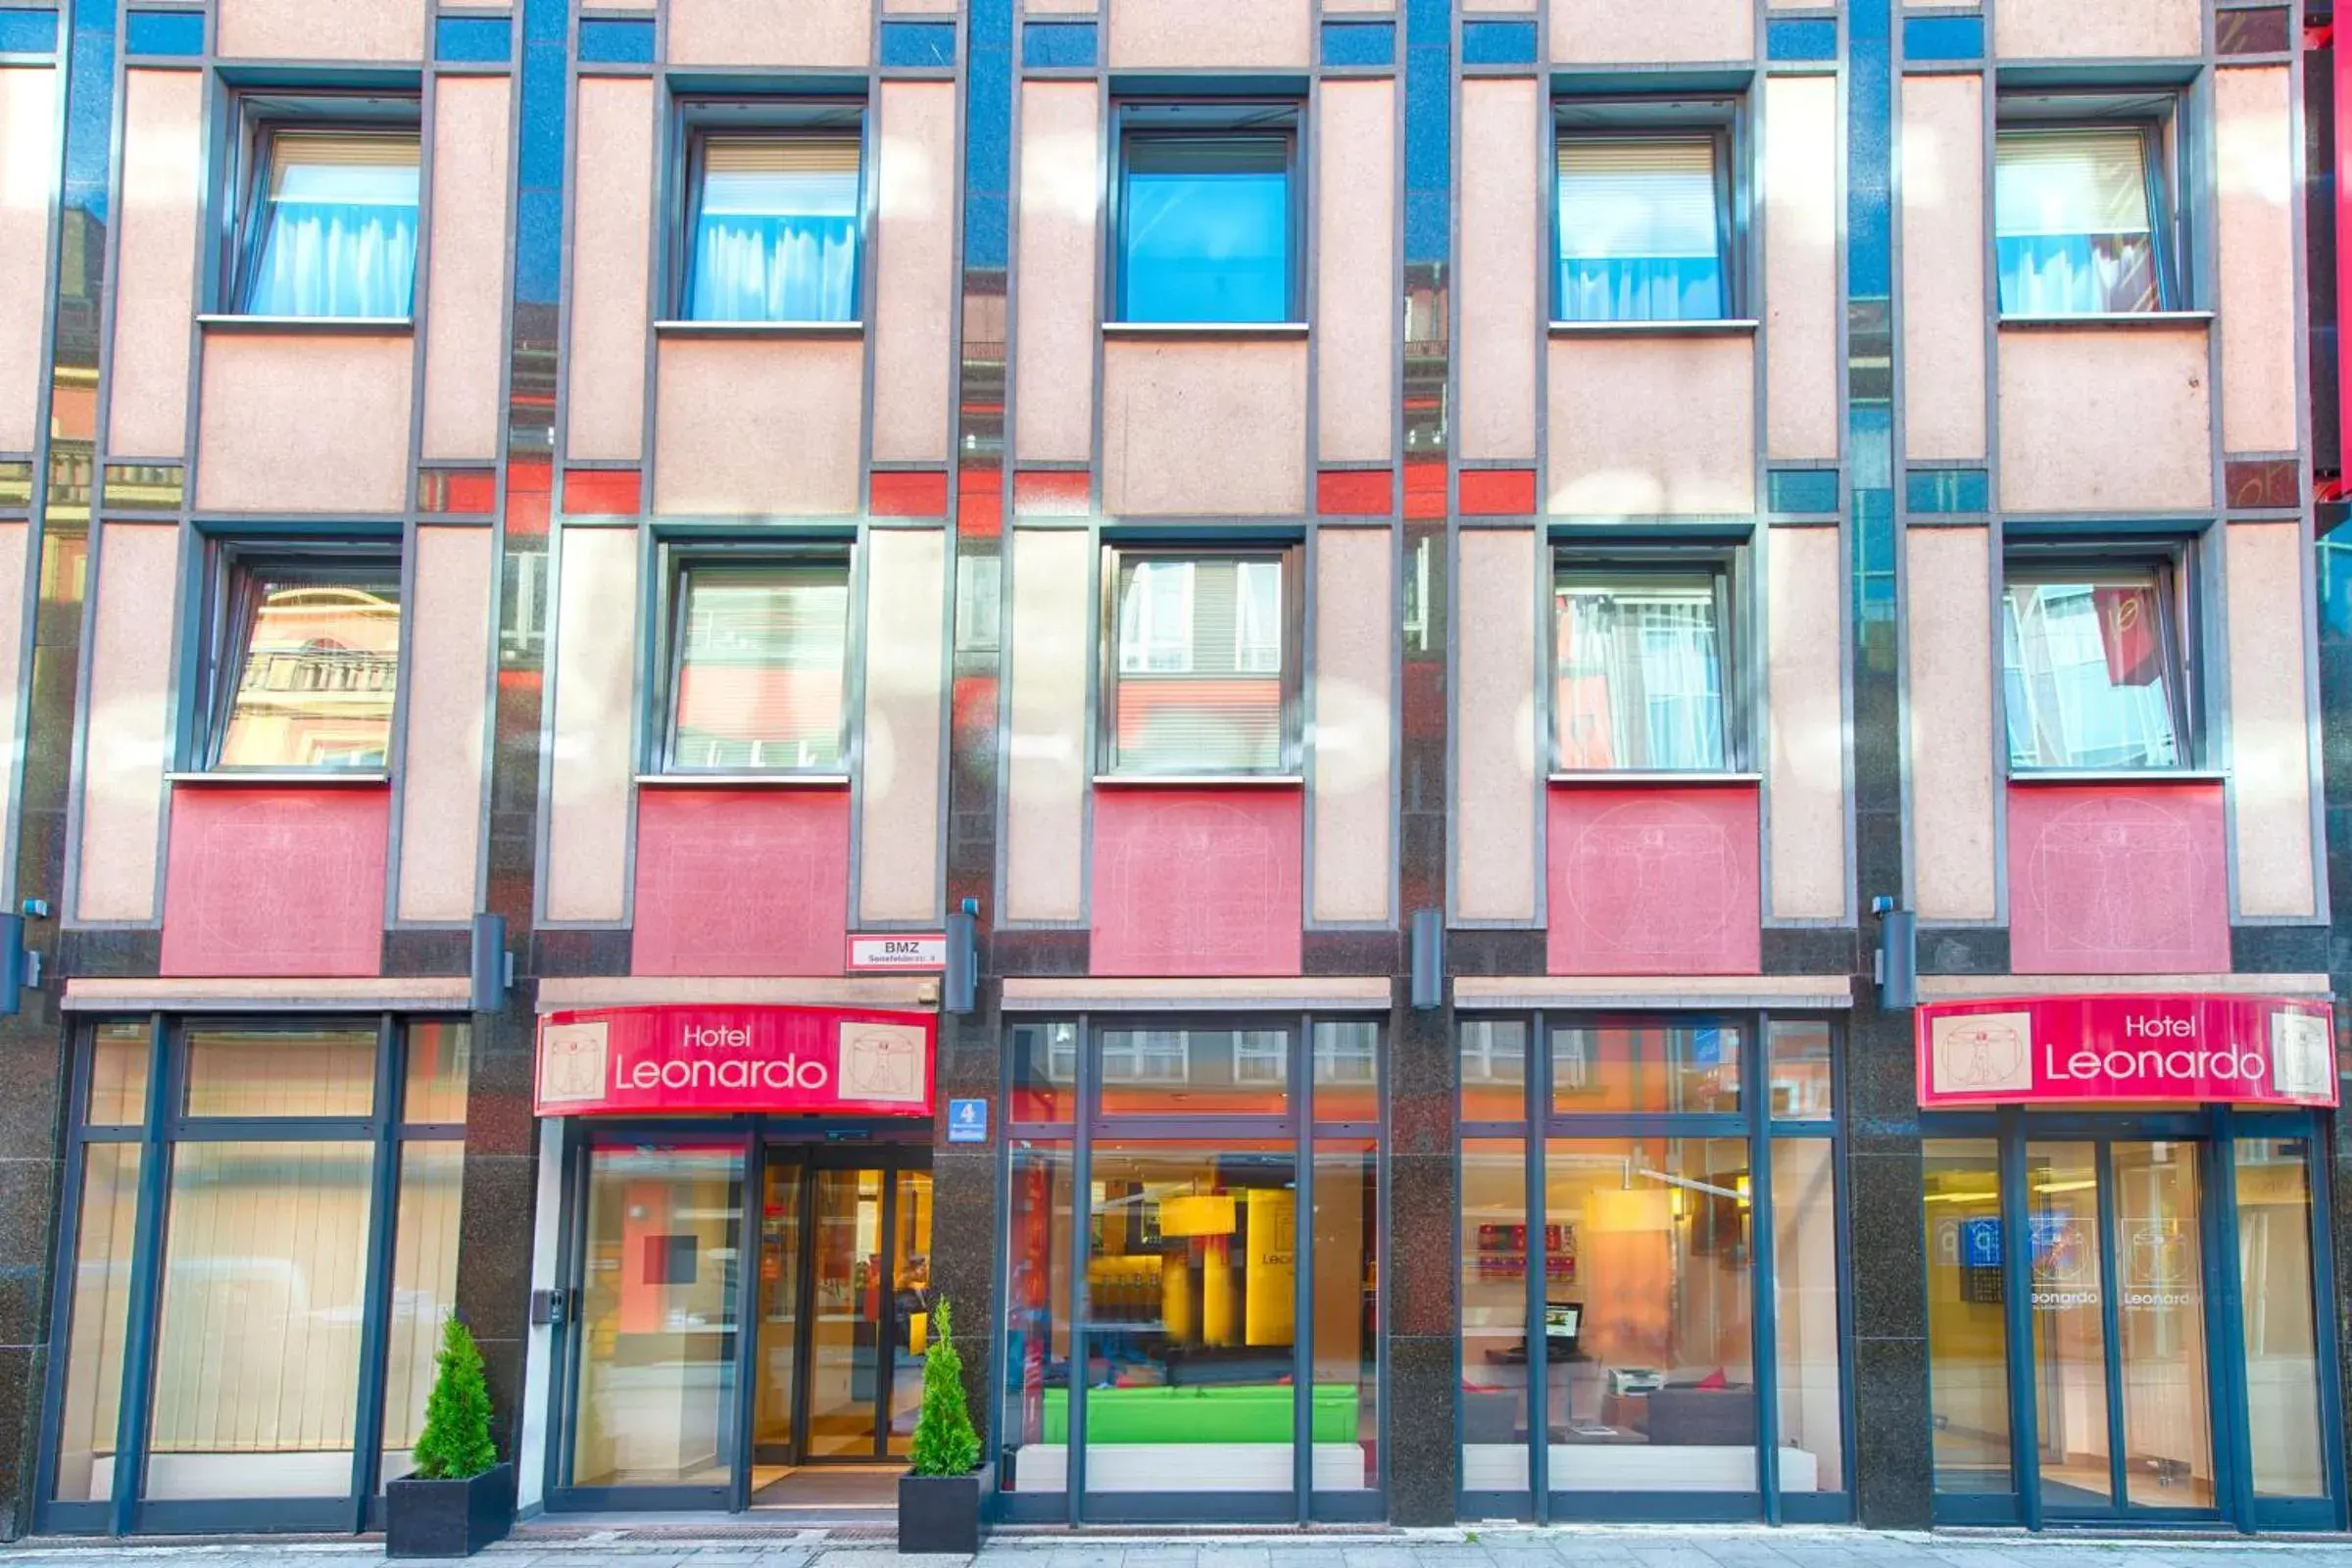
[1548,542,1751,774]
[648,536,858,777]
[1990,101,2188,315]
[1095,541,1307,778]
[1998,543,2202,772]
[1549,100,1746,324]
[219,95,425,318]
[668,99,870,324]
[1108,102,1307,325]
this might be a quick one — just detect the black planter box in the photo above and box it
[898,1464,990,1555]
[385,1462,514,1559]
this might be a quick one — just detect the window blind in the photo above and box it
[1993,125,2152,240]
[1555,135,1722,261]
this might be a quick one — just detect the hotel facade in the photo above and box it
[0,0,2347,1539]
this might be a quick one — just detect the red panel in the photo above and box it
[1402,460,1446,519]
[1317,468,1393,516]
[1013,468,1093,517]
[2008,782,2229,974]
[1459,468,1538,516]
[1547,784,1761,975]
[160,786,390,977]
[2339,33,2352,474]
[422,468,498,514]
[871,469,950,517]
[633,788,851,976]
[564,468,643,516]
[1091,787,1303,977]
[957,465,1003,538]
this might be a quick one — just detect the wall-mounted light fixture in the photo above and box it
[944,899,979,1014]
[1871,895,1918,1011]
[1409,908,1445,1010]
[469,912,514,1013]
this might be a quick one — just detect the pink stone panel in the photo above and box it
[1997,326,2212,514]
[1547,785,1762,976]
[1547,333,1754,514]
[1551,0,1750,63]
[395,526,492,923]
[2007,783,2230,975]
[160,787,391,976]
[1012,81,1102,465]
[421,76,514,464]
[1763,74,1838,460]
[217,0,427,60]
[195,331,413,512]
[1102,337,1307,516]
[1316,78,1395,466]
[1457,77,1540,463]
[1091,788,1304,977]
[76,523,181,923]
[1106,0,1311,70]
[109,69,202,460]
[565,76,655,463]
[2216,68,2298,455]
[653,335,864,515]
[0,68,58,454]
[871,81,957,465]
[632,788,852,976]
[668,0,872,69]
[1994,0,2198,58]
[1901,73,1987,462]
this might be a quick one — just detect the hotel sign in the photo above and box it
[1918,994,2336,1109]
[535,1004,937,1117]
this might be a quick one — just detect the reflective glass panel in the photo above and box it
[1009,1022,1077,1124]
[1119,135,1292,323]
[380,1141,465,1487]
[212,560,402,770]
[1553,571,1728,770]
[2236,1138,2326,1497]
[53,1145,140,1502]
[1096,1027,1291,1116]
[1994,125,2160,315]
[1550,1021,1742,1114]
[2109,1141,2212,1509]
[687,132,860,322]
[753,1159,803,1470]
[887,1168,934,1457]
[1002,1141,1072,1494]
[402,1021,470,1125]
[1460,1020,1528,1123]
[1108,555,1287,774]
[2002,569,2182,770]
[1767,1020,1833,1119]
[87,1021,149,1126]
[1924,1139,2009,1494]
[804,1168,886,1457]
[1459,1138,1530,1497]
[243,129,419,318]
[1773,1139,1843,1494]
[183,1025,376,1118]
[1555,134,1727,321]
[1314,1138,1379,1492]
[1311,1021,1379,1123]
[669,564,851,771]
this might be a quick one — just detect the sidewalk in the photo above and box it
[10,1525,2352,1568]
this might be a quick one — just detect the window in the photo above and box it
[2002,561,2188,770]
[1115,114,1298,323]
[683,128,862,323]
[1555,132,1732,322]
[1994,122,2169,315]
[236,127,420,318]
[1553,565,1732,770]
[200,552,402,771]
[662,559,852,772]
[1104,549,1298,775]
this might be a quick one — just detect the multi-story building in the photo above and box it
[0,0,2341,1541]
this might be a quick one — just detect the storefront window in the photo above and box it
[1767,1022,1832,1120]
[1010,1023,1076,1124]
[381,1141,466,1485]
[1312,1022,1379,1123]
[2236,1139,2326,1498]
[1772,1139,1841,1494]
[183,1024,376,1118]
[1002,1140,1072,1493]
[87,1022,148,1126]
[1461,1021,1527,1123]
[1460,1138,1530,1497]
[1314,1138,1378,1488]
[1924,1139,2009,1494]
[1096,1027,1290,1116]
[52,1144,140,1502]
[887,1169,935,1456]
[1550,1021,1741,1114]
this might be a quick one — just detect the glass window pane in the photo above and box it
[1994,126,2159,315]
[1109,555,1287,773]
[1554,571,1728,769]
[689,132,860,322]
[1556,135,1727,322]
[803,1167,883,1458]
[1082,1141,1298,1494]
[2236,1138,2327,1497]
[570,1144,745,1488]
[1772,1139,1843,1494]
[671,564,850,770]
[402,1021,469,1125]
[1551,1021,1742,1114]
[887,1169,934,1458]
[1544,1137,1754,1493]
[1120,136,1292,323]
[1002,1140,1072,1494]
[87,1021,149,1126]
[2002,572,2182,769]
[1010,1022,1077,1124]
[1311,1021,1380,1122]
[146,1141,374,1498]
[1924,1138,2009,1494]
[184,1025,377,1118]
[1767,1021,1834,1120]
[213,560,402,770]
[1460,1020,1529,1123]
[245,129,420,318]
[1097,1028,1291,1116]
[53,1145,140,1502]
[1460,1138,1530,1498]
[379,1140,465,1488]
[1313,1138,1378,1493]
[2110,1140,2212,1509]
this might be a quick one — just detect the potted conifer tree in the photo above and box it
[386,1315,515,1558]
[897,1298,989,1553]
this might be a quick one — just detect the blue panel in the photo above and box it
[66,0,115,222]
[433,15,509,63]
[1906,468,1989,514]
[1319,20,1394,69]
[1848,0,1893,637]
[1021,19,1095,68]
[1402,0,1448,267]
[965,0,1011,269]
[1903,14,1984,62]
[123,6,198,55]
[1768,468,1840,514]
[1459,19,1536,66]
[1766,17,1838,61]
[0,7,57,53]
[577,16,654,64]
[514,0,565,313]
[880,20,956,68]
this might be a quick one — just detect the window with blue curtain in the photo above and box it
[240,130,420,318]
[1555,135,1730,322]
[1553,569,1730,770]
[2001,566,2185,769]
[1993,124,2165,316]
[1117,134,1295,323]
[686,132,862,322]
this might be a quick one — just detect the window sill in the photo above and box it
[1093,772,1304,787]
[2008,768,2227,784]
[1101,320,1311,341]
[651,319,864,339]
[1550,770,1761,785]
[1548,318,1760,338]
[635,771,851,787]
[196,314,416,335]
[1996,311,2214,331]
[168,769,390,785]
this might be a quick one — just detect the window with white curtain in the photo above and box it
[1993,123,2167,316]
[1554,133,1731,322]
[685,130,862,322]
[2001,563,2188,770]
[238,128,420,318]
[1105,549,1297,775]
[1553,568,1731,770]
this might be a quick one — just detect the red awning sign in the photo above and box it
[1917,994,2336,1109]
[535,1004,937,1117]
